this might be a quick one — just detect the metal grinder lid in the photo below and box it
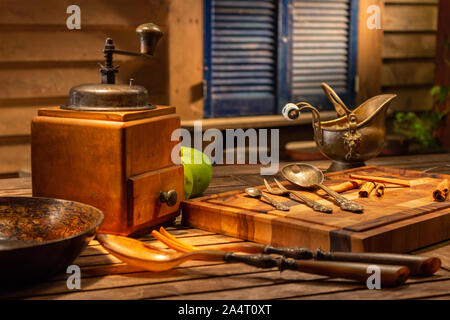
[61,83,155,112]
[60,23,163,112]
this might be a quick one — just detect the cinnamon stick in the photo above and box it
[359,182,376,198]
[349,174,410,187]
[433,179,449,202]
[375,183,386,198]
[330,180,363,193]
[317,180,363,196]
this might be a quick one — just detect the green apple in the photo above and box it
[181,147,212,198]
[183,165,194,200]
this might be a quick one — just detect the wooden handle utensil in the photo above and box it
[281,258,410,287]
[220,252,411,287]
[316,250,441,276]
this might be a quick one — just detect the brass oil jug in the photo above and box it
[283,83,396,172]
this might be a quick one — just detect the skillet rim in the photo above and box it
[0,196,104,252]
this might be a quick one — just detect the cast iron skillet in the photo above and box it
[0,197,104,288]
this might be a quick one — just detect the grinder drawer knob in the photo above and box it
[159,190,178,207]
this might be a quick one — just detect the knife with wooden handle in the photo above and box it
[279,258,410,287]
[233,244,440,276]
[206,243,440,276]
[315,249,441,277]
[212,244,440,277]
[226,254,410,287]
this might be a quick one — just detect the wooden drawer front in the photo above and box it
[127,165,184,227]
[124,114,181,177]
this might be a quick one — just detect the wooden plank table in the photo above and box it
[1,153,450,300]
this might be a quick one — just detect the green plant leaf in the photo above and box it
[439,90,447,103]
[392,110,441,148]
[430,86,441,97]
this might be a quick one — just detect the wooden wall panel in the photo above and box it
[0,31,141,62]
[0,0,167,26]
[387,87,434,111]
[383,33,436,58]
[168,0,204,120]
[357,0,384,104]
[0,106,39,136]
[381,0,439,112]
[382,61,436,86]
[384,4,438,31]
[434,0,450,148]
[0,145,30,176]
[0,60,168,101]
[434,0,450,86]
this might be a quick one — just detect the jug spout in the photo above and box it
[357,93,397,127]
[379,94,397,114]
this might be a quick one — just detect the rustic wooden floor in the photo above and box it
[0,153,449,300]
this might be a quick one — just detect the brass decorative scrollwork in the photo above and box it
[343,113,361,161]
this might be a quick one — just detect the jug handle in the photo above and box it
[321,83,351,117]
[282,102,323,146]
[296,102,323,146]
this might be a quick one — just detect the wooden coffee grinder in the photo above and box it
[31,23,184,236]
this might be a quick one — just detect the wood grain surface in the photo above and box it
[0,153,449,300]
[183,165,450,253]
[0,154,450,300]
[381,0,439,112]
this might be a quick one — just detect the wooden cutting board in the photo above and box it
[181,166,450,253]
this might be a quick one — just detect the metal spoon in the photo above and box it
[245,187,290,211]
[263,178,332,214]
[281,163,364,213]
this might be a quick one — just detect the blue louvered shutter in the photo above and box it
[288,0,358,110]
[203,0,358,117]
[204,0,278,117]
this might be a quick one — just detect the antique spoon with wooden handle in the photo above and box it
[97,234,410,287]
